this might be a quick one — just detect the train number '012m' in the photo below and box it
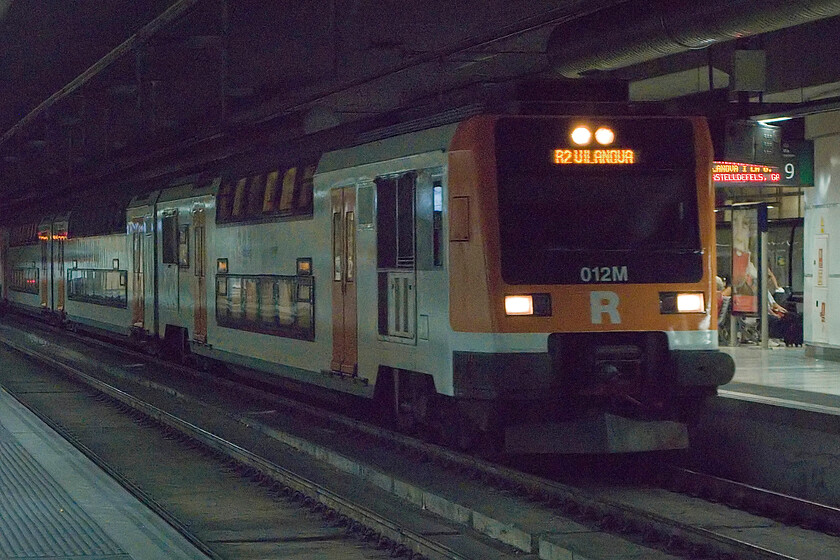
[580,266,628,283]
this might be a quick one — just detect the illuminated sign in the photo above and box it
[553,149,636,165]
[712,161,781,184]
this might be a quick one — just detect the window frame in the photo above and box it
[161,211,179,264]
[215,272,315,340]
[66,268,129,308]
[217,162,316,226]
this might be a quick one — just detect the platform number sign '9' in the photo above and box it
[590,291,621,324]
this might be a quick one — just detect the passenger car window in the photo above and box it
[162,212,178,264]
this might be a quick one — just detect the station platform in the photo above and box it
[719,345,840,414]
[0,384,208,560]
[684,344,840,509]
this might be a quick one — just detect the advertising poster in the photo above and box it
[731,207,759,314]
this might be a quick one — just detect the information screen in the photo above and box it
[712,161,781,184]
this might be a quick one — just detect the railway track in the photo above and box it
[0,346,431,559]
[1,313,839,560]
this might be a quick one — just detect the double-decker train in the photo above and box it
[0,110,734,454]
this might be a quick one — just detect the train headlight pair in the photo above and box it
[505,292,704,315]
[504,294,552,316]
[571,126,615,146]
[659,292,705,314]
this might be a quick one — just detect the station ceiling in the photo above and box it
[1,0,840,213]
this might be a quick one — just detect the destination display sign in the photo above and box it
[553,149,636,165]
[712,161,782,184]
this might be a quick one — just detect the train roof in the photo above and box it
[317,122,458,176]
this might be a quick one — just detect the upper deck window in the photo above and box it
[9,223,38,246]
[161,211,179,264]
[217,162,316,226]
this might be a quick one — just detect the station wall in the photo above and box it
[804,112,840,348]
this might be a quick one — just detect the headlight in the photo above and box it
[595,127,615,145]
[505,295,533,315]
[571,126,592,146]
[504,294,552,316]
[676,293,705,313]
[660,292,705,314]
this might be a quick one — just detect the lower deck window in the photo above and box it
[10,267,39,294]
[67,269,128,308]
[216,274,314,340]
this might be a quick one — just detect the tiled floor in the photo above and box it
[0,383,209,560]
[723,345,840,396]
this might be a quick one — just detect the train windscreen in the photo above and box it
[495,117,703,285]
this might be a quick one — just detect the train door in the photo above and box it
[37,218,51,310]
[192,206,207,343]
[331,187,357,375]
[376,173,417,343]
[129,217,145,327]
[159,207,196,333]
[159,208,184,330]
[53,217,68,313]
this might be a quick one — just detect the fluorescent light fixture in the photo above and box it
[757,116,792,124]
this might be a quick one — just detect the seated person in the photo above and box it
[716,275,731,315]
[767,290,788,339]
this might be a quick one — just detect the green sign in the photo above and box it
[778,139,813,187]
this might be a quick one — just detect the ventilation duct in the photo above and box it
[548,0,840,77]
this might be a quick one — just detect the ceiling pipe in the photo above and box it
[547,0,840,77]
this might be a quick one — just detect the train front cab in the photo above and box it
[447,115,735,454]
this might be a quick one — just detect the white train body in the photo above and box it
[1,114,735,454]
